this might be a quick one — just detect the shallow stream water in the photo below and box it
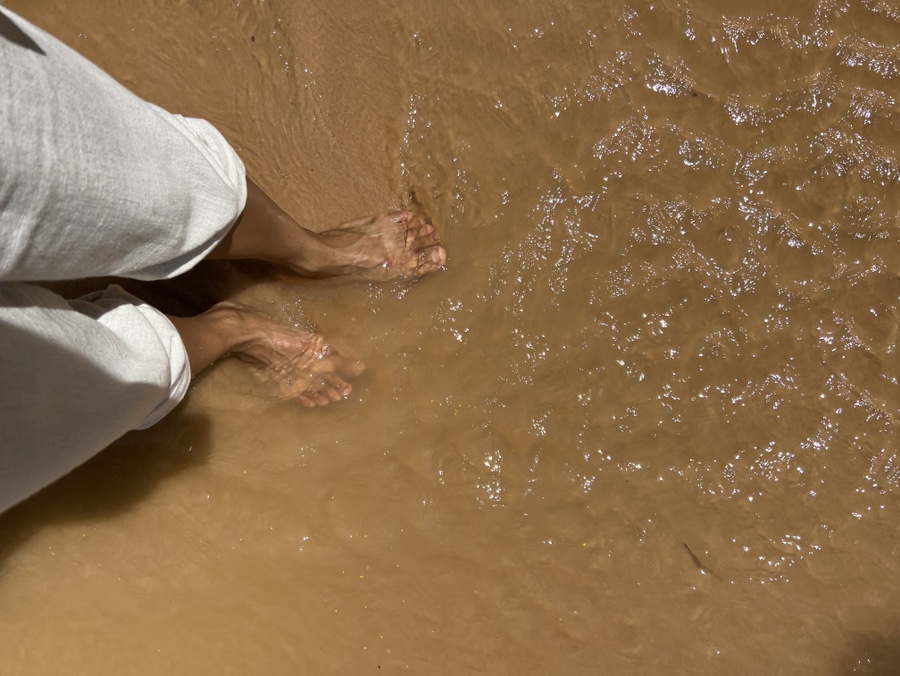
[2,0,899,673]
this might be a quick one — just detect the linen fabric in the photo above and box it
[0,7,247,512]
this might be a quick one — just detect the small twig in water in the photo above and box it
[683,543,721,581]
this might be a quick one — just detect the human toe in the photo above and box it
[296,392,319,407]
[413,246,446,275]
[391,210,414,224]
[412,226,441,250]
[322,373,352,400]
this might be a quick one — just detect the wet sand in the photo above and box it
[2,0,900,673]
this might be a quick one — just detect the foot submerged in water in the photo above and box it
[254,331,366,408]
[212,302,366,407]
[287,210,447,281]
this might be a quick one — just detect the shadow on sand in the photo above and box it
[838,631,900,675]
[39,259,278,318]
[0,403,212,574]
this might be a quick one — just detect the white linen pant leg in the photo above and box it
[0,8,248,512]
[0,283,191,514]
[0,7,247,282]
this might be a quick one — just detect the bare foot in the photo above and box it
[245,327,366,408]
[227,307,366,407]
[208,181,446,282]
[170,302,365,407]
[287,210,447,281]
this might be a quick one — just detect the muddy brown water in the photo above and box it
[2,0,899,673]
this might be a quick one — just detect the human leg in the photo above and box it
[208,179,447,281]
[0,283,192,512]
[0,7,246,284]
[167,302,364,408]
